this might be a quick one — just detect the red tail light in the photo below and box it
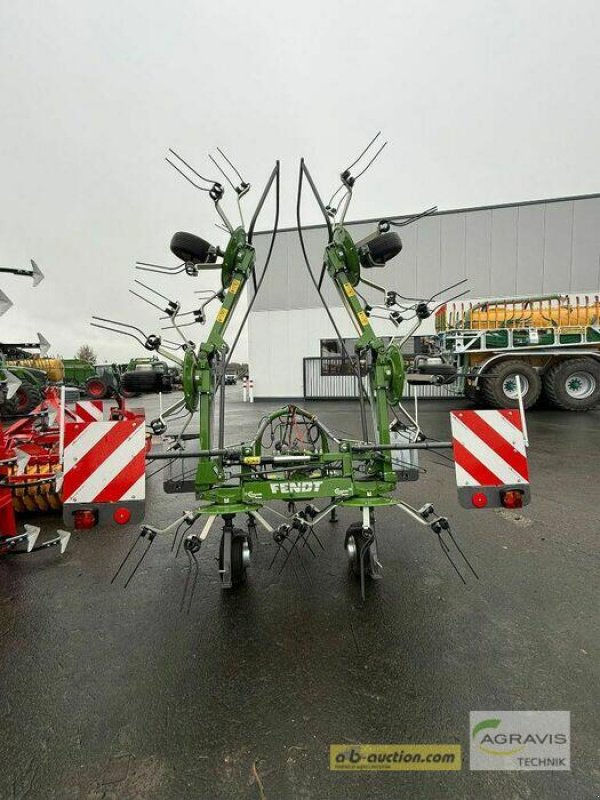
[73,509,98,529]
[113,507,131,525]
[501,489,524,509]
[471,491,488,508]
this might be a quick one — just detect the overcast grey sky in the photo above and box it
[1,0,599,363]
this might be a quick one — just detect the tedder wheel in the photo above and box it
[543,358,600,411]
[481,360,541,409]
[219,530,250,588]
[2,381,44,416]
[344,522,379,580]
[85,377,108,399]
[364,231,403,265]
[170,231,216,264]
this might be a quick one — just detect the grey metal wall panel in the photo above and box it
[252,194,600,315]
[490,207,518,296]
[571,197,600,290]
[516,204,546,295]
[542,201,573,293]
[394,223,418,300]
[440,213,466,290]
[415,215,441,299]
[465,209,492,297]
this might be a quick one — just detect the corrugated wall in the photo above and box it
[249,194,600,397]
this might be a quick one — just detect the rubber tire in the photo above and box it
[219,530,248,588]
[345,523,378,579]
[543,358,600,411]
[481,360,542,409]
[365,231,403,265]
[170,231,214,263]
[85,377,108,399]
[121,371,160,393]
[2,381,44,416]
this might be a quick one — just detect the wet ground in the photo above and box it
[1,387,598,799]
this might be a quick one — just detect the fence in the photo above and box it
[303,357,464,401]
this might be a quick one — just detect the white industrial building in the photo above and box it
[249,193,600,399]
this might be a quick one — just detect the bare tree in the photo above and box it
[75,344,97,364]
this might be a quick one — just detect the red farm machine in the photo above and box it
[0,261,148,558]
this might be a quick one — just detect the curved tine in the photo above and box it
[161,319,196,330]
[344,131,381,173]
[165,157,210,192]
[133,279,172,303]
[353,140,387,181]
[217,147,245,184]
[430,289,470,314]
[136,264,186,275]
[129,289,165,313]
[209,153,236,191]
[136,260,185,272]
[426,277,469,303]
[326,182,346,211]
[91,316,148,338]
[392,206,438,227]
[90,322,146,348]
[215,222,230,234]
[167,148,219,185]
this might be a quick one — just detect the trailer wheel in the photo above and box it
[481,360,541,409]
[543,358,600,411]
[85,377,108,399]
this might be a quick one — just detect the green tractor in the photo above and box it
[62,359,130,399]
[0,363,46,416]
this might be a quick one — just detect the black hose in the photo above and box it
[216,161,281,450]
[296,159,370,442]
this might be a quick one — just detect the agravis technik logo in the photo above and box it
[470,711,570,771]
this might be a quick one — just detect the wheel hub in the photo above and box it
[502,374,529,400]
[565,371,596,399]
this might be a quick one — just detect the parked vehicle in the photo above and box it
[434,293,600,410]
[62,360,127,399]
[120,357,173,395]
[0,365,47,415]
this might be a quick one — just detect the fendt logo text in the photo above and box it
[269,481,323,495]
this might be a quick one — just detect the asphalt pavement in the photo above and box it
[1,386,598,799]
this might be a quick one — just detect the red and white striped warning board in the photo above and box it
[73,400,104,422]
[450,409,530,508]
[62,418,146,523]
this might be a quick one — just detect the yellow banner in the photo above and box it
[216,307,229,323]
[330,744,461,771]
[229,279,241,295]
[357,310,369,327]
[343,282,356,297]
